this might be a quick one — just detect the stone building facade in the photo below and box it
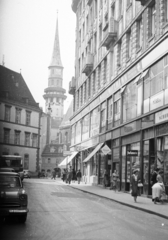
[69,0,168,195]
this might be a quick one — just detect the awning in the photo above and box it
[83,143,104,163]
[58,151,78,168]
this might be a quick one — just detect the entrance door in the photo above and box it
[143,139,155,196]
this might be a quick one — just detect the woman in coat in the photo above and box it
[130,169,141,202]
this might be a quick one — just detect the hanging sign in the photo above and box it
[101,144,111,155]
[127,150,138,156]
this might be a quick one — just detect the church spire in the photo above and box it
[49,11,63,68]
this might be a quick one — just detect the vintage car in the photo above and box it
[0,172,28,223]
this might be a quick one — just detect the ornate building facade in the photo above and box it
[69,0,168,195]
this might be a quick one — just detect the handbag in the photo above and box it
[138,183,143,187]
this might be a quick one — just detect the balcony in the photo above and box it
[68,77,76,95]
[82,53,93,76]
[87,0,93,6]
[101,17,118,49]
[135,0,147,5]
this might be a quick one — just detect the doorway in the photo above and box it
[143,138,155,196]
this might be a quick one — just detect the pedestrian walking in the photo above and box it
[76,169,82,184]
[103,170,109,188]
[112,170,119,192]
[151,167,159,186]
[62,169,66,182]
[130,169,141,203]
[51,169,56,180]
[67,166,72,184]
[72,169,77,183]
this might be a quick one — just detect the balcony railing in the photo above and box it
[101,17,118,49]
[135,0,147,5]
[82,53,93,76]
[68,77,76,95]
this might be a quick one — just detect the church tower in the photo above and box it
[43,13,67,143]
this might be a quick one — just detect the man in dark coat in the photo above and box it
[76,169,82,184]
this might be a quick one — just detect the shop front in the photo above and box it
[121,132,141,192]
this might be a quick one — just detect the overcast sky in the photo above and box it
[0,0,76,113]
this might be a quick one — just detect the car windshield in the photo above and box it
[0,176,21,188]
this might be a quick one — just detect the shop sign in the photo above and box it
[155,108,168,124]
[150,91,163,111]
[127,150,138,156]
[156,123,168,136]
[101,144,111,155]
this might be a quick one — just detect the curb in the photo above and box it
[68,185,168,220]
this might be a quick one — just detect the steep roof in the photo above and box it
[0,65,40,109]
[49,16,63,68]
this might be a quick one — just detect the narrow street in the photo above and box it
[1,178,168,240]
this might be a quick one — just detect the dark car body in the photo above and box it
[0,172,28,223]
[0,167,24,181]
[0,168,15,172]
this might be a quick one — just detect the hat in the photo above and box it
[133,169,139,174]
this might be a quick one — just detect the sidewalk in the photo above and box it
[61,180,168,220]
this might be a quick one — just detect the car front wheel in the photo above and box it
[18,214,27,223]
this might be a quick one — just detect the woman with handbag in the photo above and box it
[130,169,141,202]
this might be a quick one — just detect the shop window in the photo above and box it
[24,154,29,169]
